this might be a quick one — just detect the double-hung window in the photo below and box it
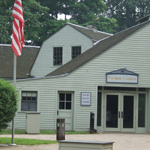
[53,47,63,65]
[72,46,81,59]
[21,91,37,111]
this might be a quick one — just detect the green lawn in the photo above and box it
[0,130,91,145]
[0,129,89,135]
[0,137,57,145]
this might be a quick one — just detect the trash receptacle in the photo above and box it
[26,112,40,134]
[90,112,96,133]
[56,118,65,140]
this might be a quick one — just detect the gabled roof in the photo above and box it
[0,44,40,79]
[47,21,150,77]
[67,23,112,42]
[41,23,112,46]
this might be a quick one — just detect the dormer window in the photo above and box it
[53,47,63,65]
[72,46,81,59]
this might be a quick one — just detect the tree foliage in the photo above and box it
[37,0,118,40]
[0,0,49,45]
[0,0,14,44]
[104,0,150,31]
[0,79,18,131]
[0,0,119,45]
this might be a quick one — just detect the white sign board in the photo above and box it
[106,74,138,84]
[81,92,91,106]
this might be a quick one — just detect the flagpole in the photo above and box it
[9,54,17,146]
[11,0,24,145]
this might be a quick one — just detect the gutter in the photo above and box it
[16,73,69,82]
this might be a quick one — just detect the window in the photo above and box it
[59,93,72,110]
[21,91,37,111]
[138,94,146,127]
[97,92,102,126]
[53,47,62,65]
[72,46,81,59]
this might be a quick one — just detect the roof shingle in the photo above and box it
[67,23,112,42]
[0,45,40,79]
[47,21,150,77]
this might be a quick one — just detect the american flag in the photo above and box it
[11,0,24,57]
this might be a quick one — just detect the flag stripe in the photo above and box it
[11,0,24,57]
[15,0,22,8]
[13,7,23,19]
[14,3,23,12]
[13,20,21,49]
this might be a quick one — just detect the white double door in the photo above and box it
[104,93,136,132]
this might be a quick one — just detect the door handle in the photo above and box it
[121,112,124,118]
[118,112,120,118]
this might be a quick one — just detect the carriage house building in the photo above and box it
[15,17,150,133]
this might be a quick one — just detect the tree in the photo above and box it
[0,0,119,45]
[0,0,14,44]
[89,15,118,34]
[104,0,150,31]
[0,79,18,131]
[71,0,106,24]
[37,14,67,45]
[37,0,78,19]
[0,0,49,45]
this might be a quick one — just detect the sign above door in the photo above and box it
[106,68,138,84]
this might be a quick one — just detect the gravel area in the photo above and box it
[1,133,150,150]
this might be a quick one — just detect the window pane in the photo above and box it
[106,95,118,128]
[22,92,27,96]
[72,46,81,59]
[59,102,65,109]
[66,94,71,101]
[139,88,146,91]
[32,93,37,97]
[32,97,37,101]
[97,92,101,126]
[21,102,28,111]
[29,102,37,111]
[123,96,134,128]
[104,87,136,91]
[60,93,65,101]
[138,94,146,127]
[27,96,32,100]
[27,93,32,96]
[22,96,26,100]
[66,102,71,109]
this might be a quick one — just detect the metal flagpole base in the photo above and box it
[9,144,17,146]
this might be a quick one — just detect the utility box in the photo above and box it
[26,112,40,134]
[58,140,114,150]
[57,118,65,140]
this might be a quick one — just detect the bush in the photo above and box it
[0,79,18,131]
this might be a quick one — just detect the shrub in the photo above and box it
[0,79,18,131]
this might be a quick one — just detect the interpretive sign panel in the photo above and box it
[81,92,91,106]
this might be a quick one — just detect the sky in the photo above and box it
[57,14,71,20]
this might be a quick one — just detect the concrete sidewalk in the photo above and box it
[0,133,150,150]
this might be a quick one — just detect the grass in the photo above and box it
[0,129,90,135]
[0,137,57,145]
[0,130,90,145]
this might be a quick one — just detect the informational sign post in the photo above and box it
[81,92,91,106]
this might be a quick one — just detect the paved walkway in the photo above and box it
[0,133,150,150]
